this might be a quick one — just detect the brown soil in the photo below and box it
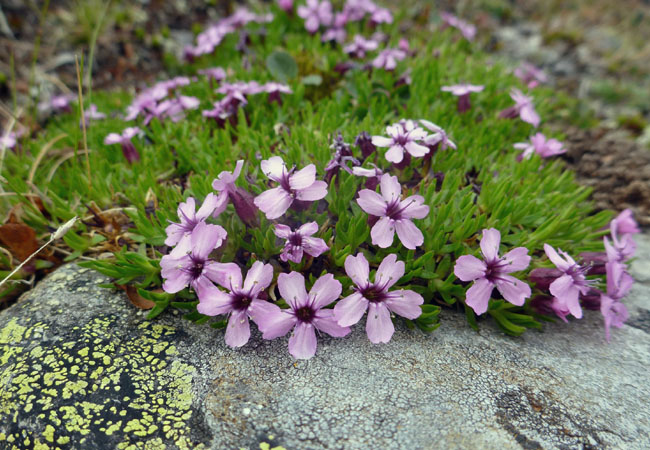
[563,128,650,226]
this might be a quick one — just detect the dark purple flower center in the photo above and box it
[483,259,508,283]
[384,197,416,221]
[395,134,409,146]
[232,292,253,311]
[359,285,386,303]
[295,306,315,323]
[288,233,303,247]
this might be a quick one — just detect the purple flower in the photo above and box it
[611,209,640,235]
[514,63,547,89]
[297,0,333,33]
[440,12,476,41]
[499,89,540,128]
[324,132,357,182]
[514,133,566,160]
[278,0,294,12]
[419,120,457,153]
[333,253,423,343]
[160,221,228,295]
[354,131,377,159]
[357,173,429,249]
[543,244,592,319]
[371,120,429,164]
[198,67,227,81]
[322,25,347,43]
[254,156,328,220]
[441,83,484,113]
[370,7,393,25]
[454,228,532,315]
[256,272,350,359]
[274,222,329,263]
[83,104,106,124]
[125,91,158,121]
[344,35,379,58]
[0,132,17,151]
[104,127,144,163]
[262,82,293,104]
[165,194,227,249]
[343,0,376,21]
[212,160,259,226]
[371,48,407,71]
[39,94,75,114]
[604,225,636,264]
[196,261,276,347]
[600,261,632,341]
[352,164,382,190]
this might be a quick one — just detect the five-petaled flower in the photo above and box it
[160,221,228,295]
[274,222,329,263]
[297,0,333,33]
[600,261,632,341]
[212,160,259,226]
[104,127,144,163]
[372,120,429,164]
[254,156,328,219]
[257,272,350,359]
[454,228,532,315]
[333,253,423,343]
[197,261,277,347]
[165,194,227,250]
[357,173,429,249]
[441,83,484,113]
[499,89,540,128]
[514,133,565,160]
[543,243,592,319]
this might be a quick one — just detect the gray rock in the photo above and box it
[1,236,649,450]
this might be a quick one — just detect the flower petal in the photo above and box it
[357,189,387,216]
[295,181,328,201]
[543,244,572,271]
[384,289,424,319]
[395,219,424,249]
[375,254,404,290]
[496,275,531,306]
[312,309,351,337]
[465,278,494,315]
[254,304,296,339]
[500,247,531,273]
[371,216,396,248]
[205,262,242,291]
[404,141,429,157]
[278,272,309,310]
[454,255,486,281]
[288,323,317,359]
[196,193,219,220]
[196,286,233,316]
[344,253,370,287]
[380,174,401,204]
[191,222,227,260]
[384,145,404,163]
[308,274,343,310]
[365,302,394,344]
[399,196,429,219]
[333,292,369,326]
[274,224,292,239]
[549,274,580,308]
[297,221,319,236]
[243,261,274,296]
[371,135,393,148]
[289,164,317,190]
[301,237,329,258]
[260,156,286,182]
[480,228,501,262]
[254,187,293,219]
[225,310,251,347]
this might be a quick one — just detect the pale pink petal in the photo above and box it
[371,135,394,148]
[543,244,572,271]
[344,253,370,287]
[196,193,220,220]
[500,247,531,273]
[161,269,192,294]
[333,292,369,326]
[206,262,242,290]
[404,141,429,157]
[395,219,424,249]
[549,274,579,307]
[243,261,274,296]
[260,156,287,182]
[177,197,196,221]
[384,290,424,319]
[295,181,328,201]
[380,174,401,203]
[312,309,351,337]
[454,255,486,281]
[274,224,292,239]
[191,222,226,260]
[495,275,531,306]
[104,133,123,145]
[365,302,394,344]
[375,254,405,290]
[399,196,429,219]
[225,310,251,347]
[164,223,186,247]
[309,274,342,310]
[465,278,494,315]
[384,145,404,163]
[297,221,319,236]
[196,286,233,316]
[254,305,296,339]
[301,237,329,258]
[289,164,317,190]
[278,272,309,309]
[288,323,318,359]
[254,187,293,219]
[357,190,387,216]
[520,105,540,127]
[371,216,396,248]
[480,228,501,262]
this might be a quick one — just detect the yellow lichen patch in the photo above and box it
[0,314,206,449]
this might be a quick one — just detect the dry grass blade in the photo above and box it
[27,133,67,186]
[75,54,92,192]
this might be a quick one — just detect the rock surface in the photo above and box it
[1,237,649,450]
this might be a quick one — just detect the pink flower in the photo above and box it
[351,165,382,190]
[499,89,540,127]
[160,221,228,295]
[257,272,350,359]
[104,127,144,163]
[277,0,294,12]
[0,132,17,151]
[343,0,376,21]
[514,63,547,89]
[198,67,227,81]
[441,83,484,113]
[254,156,328,220]
[196,261,276,347]
[274,222,329,263]
[514,133,566,160]
[370,7,393,25]
[297,0,333,33]
[604,224,636,264]
[611,209,640,235]
[371,48,407,71]
[440,12,476,41]
[371,120,429,164]
[357,174,429,249]
[83,104,106,123]
[212,160,259,226]
[262,82,293,104]
[344,35,380,58]
[420,120,457,152]
[165,194,227,249]
[543,243,592,319]
[454,228,532,315]
[600,261,632,341]
[324,132,358,182]
[333,253,423,343]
